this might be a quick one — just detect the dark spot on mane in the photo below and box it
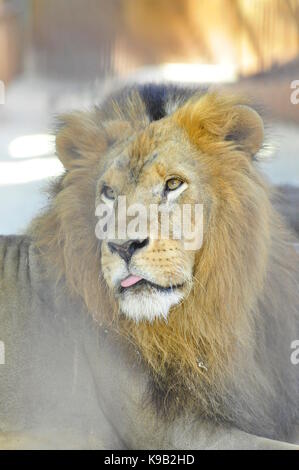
[137,84,169,121]
[137,83,196,122]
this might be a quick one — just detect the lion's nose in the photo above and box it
[108,238,149,264]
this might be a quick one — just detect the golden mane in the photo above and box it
[31,90,298,431]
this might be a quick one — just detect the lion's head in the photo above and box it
[33,86,298,435]
[49,90,264,324]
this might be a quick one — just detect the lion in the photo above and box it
[0,84,298,449]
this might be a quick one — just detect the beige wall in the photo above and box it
[31,0,299,78]
[0,3,23,84]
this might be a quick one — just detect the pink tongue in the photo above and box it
[121,275,143,288]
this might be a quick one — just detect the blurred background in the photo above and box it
[0,0,299,233]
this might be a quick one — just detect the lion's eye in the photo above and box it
[165,178,183,192]
[102,185,115,200]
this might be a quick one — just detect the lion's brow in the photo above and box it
[142,152,159,169]
[130,152,159,182]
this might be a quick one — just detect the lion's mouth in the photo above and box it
[119,275,185,294]
[121,275,143,288]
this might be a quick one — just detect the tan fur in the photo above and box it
[30,91,298,425]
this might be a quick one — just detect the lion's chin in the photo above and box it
[119,289,184,323]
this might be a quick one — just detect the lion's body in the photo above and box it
[0,84,299,449]
[0,235,298,450]
[0,236,118,449]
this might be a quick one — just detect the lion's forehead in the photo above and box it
[102,162,165,200]
[101,131,198,196]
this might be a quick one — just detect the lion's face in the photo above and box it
[55,91,265,327]
[97,120,207,322]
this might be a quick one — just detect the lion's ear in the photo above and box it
[225,105,264,158]
[173,94,264,159]
[55,111,108,170]
[56,112,133,170]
